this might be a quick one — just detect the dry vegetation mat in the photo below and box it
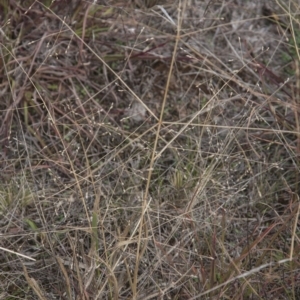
[0,0,300,299]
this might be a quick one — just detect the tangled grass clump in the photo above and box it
[0,0,300,299]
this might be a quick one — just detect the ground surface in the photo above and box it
[0,0,300,299]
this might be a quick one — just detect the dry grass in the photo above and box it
[0,0,300,299]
